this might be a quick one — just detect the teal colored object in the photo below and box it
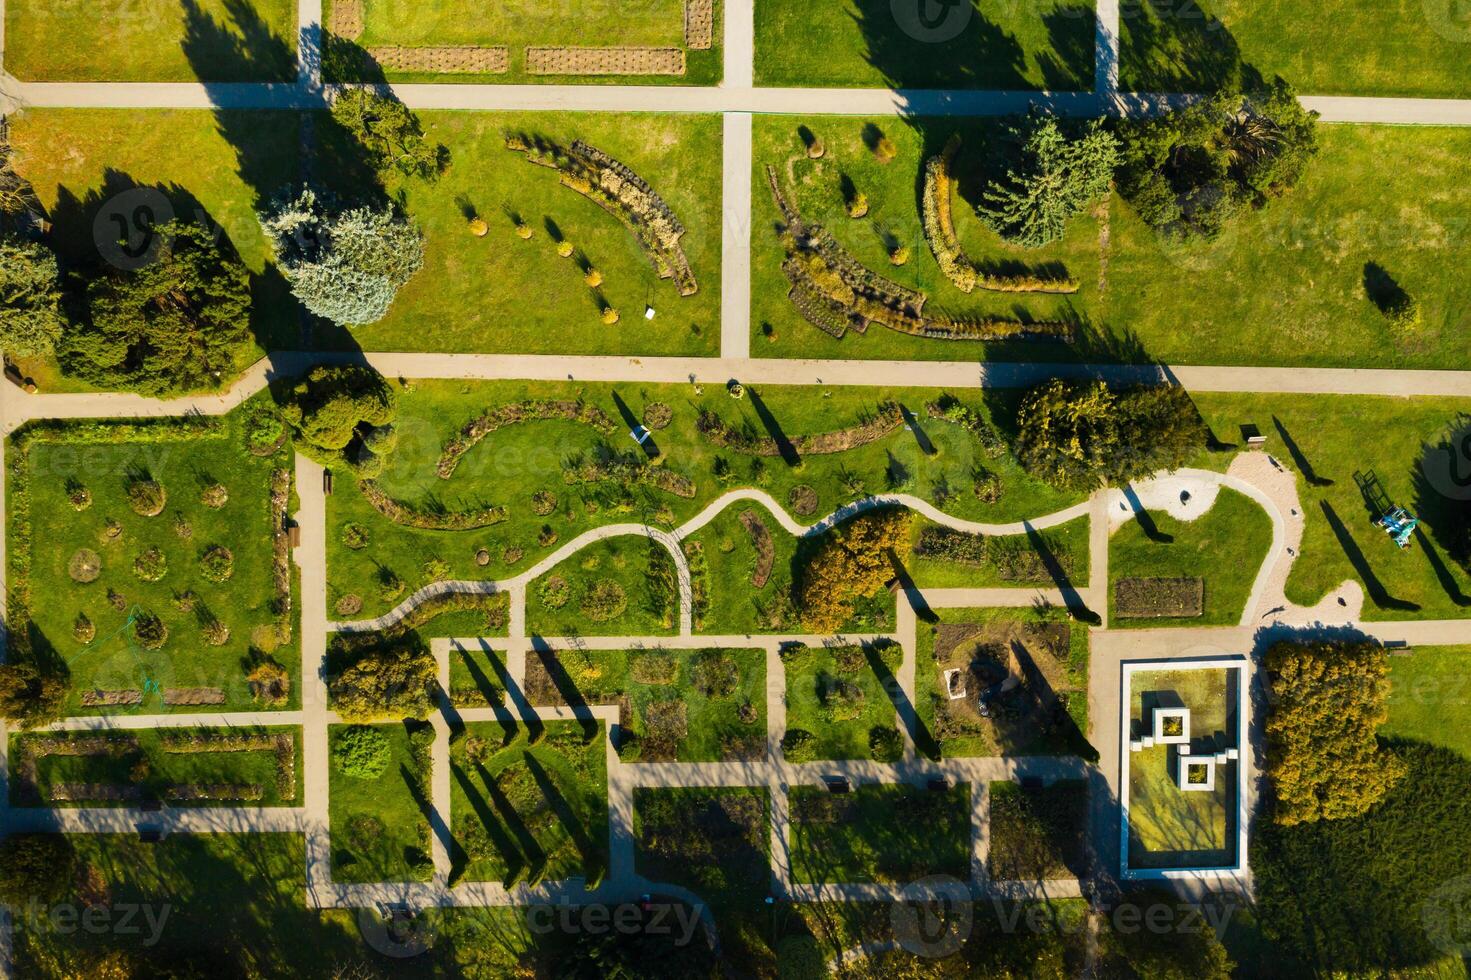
[1376,507,1420,549]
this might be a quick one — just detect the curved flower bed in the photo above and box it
[696,403,902,457]
[561,454,697,499]
[358,480,508,530]
[437,399,617,479]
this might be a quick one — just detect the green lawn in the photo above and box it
[449,720,608,886]
[1191,393,1471,621]
[753,117,1471,371]
[328,722,434,883]
[634,786,769,899]
[526,537,681,637]
[915,605,1091,760]
[782,642,902,762]
[1120,0,1471,99]
[987,779,1089,881]
[4,0,297,82]
[753,0,1095,89]
[6,410,299,716]
[325,0,722,85]
[789,782,971,884]
[10,727,302,807]
[1126,667,1236,870]
[906,515,1090,589]
[1384,646,1471,760]
[449,641,510,707]
[524,648,766,762]
[326,378,1083,621]
[1108,487,1274,628]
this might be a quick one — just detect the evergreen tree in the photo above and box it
[0,834,75,905]
[0,235,66,358]
[329,89,449,182]
[980,115,1119,248]
[0,118,41,220]
[66,220,252,394]
[278,363,397,457]
[260,188,424,327]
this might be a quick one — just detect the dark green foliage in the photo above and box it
[0,234,65,358]
[328,639,438,721]
[0,835,75,905]
[278,364,397,459]
[1014,380,1208,490]
[65,221,252,394]
[1095,889,1234,979]
[980,114,1119,248]
[330,89,449,182]
[1116,79,1318,240]
[690,648,737,698]
[0,662,66,726]
[781,728,817,762]
[867,725,902,762]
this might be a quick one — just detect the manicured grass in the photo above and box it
[906,515,1090,589]
[6,410,299,716]
[328,722,434,883]
[526,537,681,637]
[5,0,296,82]
[915,605,1091,760]
[789,782,970,884]
[326,111,722,357]
[753,117,1471,370]
[684,506,801,634]
[6,109,300,383]
[1191,393,1471,621]
[449,720,608,886]
[325,0,722,85]
[449,642,510,707]
[525,648,766,762]
[753,0,1095,89]
[1120,0,1471,99]
[10,726,302,807]
[1108,487,1274,628]
[782,642,902,762]
[987,779,1088,881]
[326,378,1083,620]
[1383,646,1471,760]
[1126,667,1236,870]
[634,786,770,899]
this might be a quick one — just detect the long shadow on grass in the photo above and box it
[456,644,521,745]
[399,757,462,881]
[1273,416,1333,487]
[526,644,599,741]
[1411,419,1471,605]
[1024,521,1094,620]
[1319,501,1420,613]
[747,387,799,467]
[476,759,549,884]
[450,761,526,885]
[524,753,603,876]
[863,638,935,763]
[1120,484,1173,543]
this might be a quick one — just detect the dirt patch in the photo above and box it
[163,688,227,706]
[739,510,775,588]
[367,46,509,73]
[931,620,1077,754]
[684,0,714,48]
[526,47,686,76]
[328,0,363,39]
[1114,577,1205,619]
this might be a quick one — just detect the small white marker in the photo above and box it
[644,306,656,320]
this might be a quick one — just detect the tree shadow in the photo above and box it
[1115,0,1266,94]
[1318,500,1420,613]
[450,760,525,884]
[1273,416,1333,487]
[1120,484,1174,543]
[526,643,598,741]
[611,390,660,460]
[1362,262,1411,318]
[1024,521,1092,617]
[477,758,549,884]
[523,752,602,875]
[179,0,296,84]
[747,387,799,467]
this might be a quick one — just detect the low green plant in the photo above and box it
[332,725,393,779]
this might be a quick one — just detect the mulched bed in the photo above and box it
[739,510,776,587]
[1114,577,1205,619]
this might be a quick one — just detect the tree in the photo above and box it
[327,640,438,721]
[1264,639,1406,825]
[0,661,67,727]
[1116,78,1318,239]
[0,235,66,358]
[1013,380,1207,490]
[278,363,396,458]
[0,118,41,221]
[260,188,424,327]
[0,834,76,905]
[980,114,1119,248]
[1096,892,1233,979]
[330,89,449,182]
[65,220,252,394]
[797,508,912,632]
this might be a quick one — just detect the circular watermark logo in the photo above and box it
[356,906,436,958]
[1421,0,1471,42]
[92,187,174,271]
[1423,875,1471,956]
[1420,419,1471,502]
[890,874,973,958]
[890,0,973,43]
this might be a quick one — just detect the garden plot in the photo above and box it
[449,720,609,887]
[5,411,298,717]
[916,608,1090,760]
[522,648,766,762]
[634,786,769,904]
[328,722,435,883]
[987,779,1089,882]
[789,782,971,885]
[906,516,1090,590]
[10,727,301,808]
[526,537,681,638]
[780,641,904,763]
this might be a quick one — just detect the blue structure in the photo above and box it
[1376,507,1420,549]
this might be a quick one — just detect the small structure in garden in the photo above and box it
[1176,753,1217,792]
[1152,706,1190,744]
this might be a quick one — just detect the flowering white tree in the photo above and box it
[259,188,424,326]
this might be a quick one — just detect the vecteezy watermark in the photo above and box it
[891,875,974,958]
[890,0,973,43]
[526,899,705,947]
[14,900,171,947]
[1423,875,1471,956]
[1420,0,1471,42]
[356,905,437,958]
[1420,419,1471,502]
[92,187,175,272]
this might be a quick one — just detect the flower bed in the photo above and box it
[437,399,616,478]
[1114,577,1205,619]
[358,479,508,530]
[914,526,1074,582]
[738,510,775,588]
[695,403,901,457]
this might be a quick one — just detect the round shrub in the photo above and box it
[422,557,450,583]
[333,726,392,779]
[869,726,903,762]
[132,547,168,582]
[199,545,235,583]
[351,449,385,479]
[600,306,620,325]
[503,545,524,564]
[583,267,603,287]
[788,484,819,517]
[782,728,817,762]
[468,217,489,237]
[200,483,229,509]
[474,548,491,567]
[537,525,558,548]
[873,135,898,163]
[244,409,287,456]
[556,240,574,258]
[726,381,744,400]
[515,223,533,240]
[68,549,102,584]
[643,402,673,430]
[539,575,570,609]
[819,675,865,722]
[362,425,398,455]
[100,520,124,545]
[581,580,627,622]
[72,613,95,644]
[341,523,369,550]
[889,245,910,266]
[846,193,869,219]
[173,513,193,539]
[531,490,558,516]
[806,136,826,159]
[691,649,738,699]
[66,483,92,511]
[335,593,364,617]
[127,479,167,517]
[202,619,230,646]
[377,570,405,602]
[133,612,168,650]
[737,699,757,725]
